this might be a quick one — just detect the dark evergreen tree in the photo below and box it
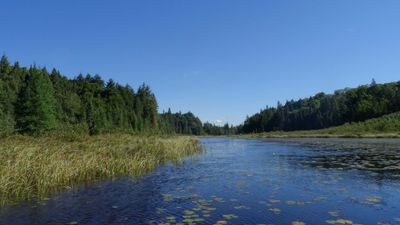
[16,67,57,134]
[137,84,158,130]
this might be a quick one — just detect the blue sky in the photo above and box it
[1,0,400,125]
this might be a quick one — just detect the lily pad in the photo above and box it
[328,211,339,217]
[292,220,306,225]
[325,219,354,224]
[223,214,238,219]
[364,196,382,204]
[269,208,281,215]
[184,210,195,215]
[286,200,296,205]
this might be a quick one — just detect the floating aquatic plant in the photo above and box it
[292,220,306,225]
[269,208,281,215]
[325,219,362,225]
[363,196,382,204]
[328,211,339,217]
[223,214,238,219]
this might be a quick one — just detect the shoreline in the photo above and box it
[200,133,400,139]
[238,133,400,139]
[0,134,202,205]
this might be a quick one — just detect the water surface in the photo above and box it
[1,138,400,225]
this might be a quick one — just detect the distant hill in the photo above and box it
[240,80,400,134]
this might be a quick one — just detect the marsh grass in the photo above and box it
[0,134,202,205]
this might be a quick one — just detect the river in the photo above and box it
[1,138,400,225]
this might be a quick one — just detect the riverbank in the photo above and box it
[239,112,400,138]
[0,134,202,205]
[240,131,400,139]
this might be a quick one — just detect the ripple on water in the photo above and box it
[1,138,400,225]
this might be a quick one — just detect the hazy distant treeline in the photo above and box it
[159,110,237,135]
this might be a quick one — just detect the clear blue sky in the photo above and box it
[1,0,400,125]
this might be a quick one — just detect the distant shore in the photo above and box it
[238,132,400,139]
[236,111,400,139]
[202,132,400,139]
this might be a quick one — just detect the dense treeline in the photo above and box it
[241,79,400,133]
[203,122,238,135]
[159,110,237,135]
[0,55,234,137]
[159,110,203,135]
[10,55,397,137]
[0,56,158,136]
[247,111,400,138]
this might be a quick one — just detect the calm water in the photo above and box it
[1,138,400,225]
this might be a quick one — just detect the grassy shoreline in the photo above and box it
[0,134,202,205]
[238,112,400,139]
[239,132,400,139]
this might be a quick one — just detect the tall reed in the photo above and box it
[0,134,202,205]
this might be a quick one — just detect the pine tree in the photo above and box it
[0,55,11,77]
[0,80,14,136]
[137,84,159,130]
[0,56,15,136]
[16,67,58,134]
[370,78,377,87]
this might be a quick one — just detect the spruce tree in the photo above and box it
[17,67,57,134]
[0,56,20,135]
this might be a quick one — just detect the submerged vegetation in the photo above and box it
[0,134,202,205]
[245,111,400,138]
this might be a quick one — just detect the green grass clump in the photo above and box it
[244,112,400,138]
[0,134,202,205]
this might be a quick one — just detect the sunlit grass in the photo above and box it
[0,134,202,205]
[243,112,400,138]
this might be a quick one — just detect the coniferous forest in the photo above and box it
[2,55,400,137]
[0,55,235,137]
[0,56,161,137]
[159,110,238,136]
[240,80,400,134]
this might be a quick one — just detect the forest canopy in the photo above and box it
[240,79,400,133]
[2,55,399,137]
[0,55,160,136]
[0,55,232,137]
